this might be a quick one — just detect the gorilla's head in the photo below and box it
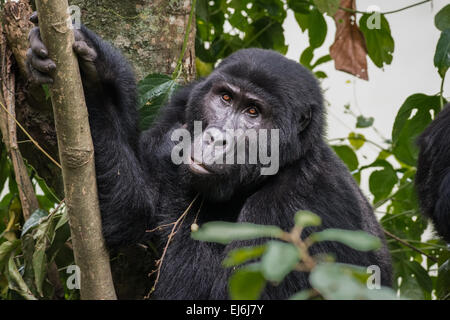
[180,48,325,201]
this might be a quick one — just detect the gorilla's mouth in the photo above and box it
[188,157,212,175]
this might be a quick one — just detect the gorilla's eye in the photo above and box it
[246,106,259,117]
[221,93,232,102]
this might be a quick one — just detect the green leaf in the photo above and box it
[294,210,322,228]
[5,255,37,300]
[368,160,398,204]
[191,221,283,244]
[228,265,266,300]
[308,9,327,48]
[391,94,441,166]
[0,239,20,270]
[348,132,365,150]
[404,260,433,293]
[436,259,450,299]
[137,74,180,130]
[21,209,48,237]
[300,46,314,68]
[223,245,267,267]
[434,29,450,78]
[287,0,311,14]
[261,241,300,282]
[310,263,398,300]
[311,228,382,251]
[289,290,313,300]
[313,0,340,16]
[294,12,309,32]
[435,4,450,31]
[332,145,358,171]
[359,14,395,68]
[356,115,374,128]
[311,54,332,69]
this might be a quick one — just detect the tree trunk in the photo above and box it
[1,0,196,299]
[69,0,196,81]
[35,0,116,300]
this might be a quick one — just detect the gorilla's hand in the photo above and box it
[26,12,98,84]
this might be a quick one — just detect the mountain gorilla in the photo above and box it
[416,103,450,243]
[26,14,391,299]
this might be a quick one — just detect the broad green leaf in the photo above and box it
[6,255,37,300]
[391,94,442,166]
[289,290,313,300]
[332,145,358,171]
[314,71,327,79]
[434,29,450,78]
[348,132,365,150]
[359,14,395,68]
[436,259,450,299]
[223,245,267,267]
[311,228,382,251]
[310,263,398,300]
[404,260,433,293]
[435,4,450,31]
[261,241,300,282]
[191,221,283,244]
[313,0,340,16]
[287,0,311,14]
[294,210,322,228]
[356,115,374,128]
[294,12,309,32]
[308,9,327,48]
[368,160,398,204]
[21,209,48,237]
[137,74,180,130]
[0,239,20,269]
[228,265,266,300]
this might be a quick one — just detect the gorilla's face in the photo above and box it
[179,48,324,201]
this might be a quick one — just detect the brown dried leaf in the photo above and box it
[329,0,368,80]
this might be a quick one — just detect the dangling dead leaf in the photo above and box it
[330,0,369,80]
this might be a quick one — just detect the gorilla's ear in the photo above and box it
[299,108,312,132]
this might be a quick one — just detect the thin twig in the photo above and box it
[384,229,438,263]
[145,193,200,298]
[338,0,432,15]
[0,100,61,169]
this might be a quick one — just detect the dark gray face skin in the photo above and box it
[188,81,272,176]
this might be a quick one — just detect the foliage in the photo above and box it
[192,210,398,300]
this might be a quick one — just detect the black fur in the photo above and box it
[29,26,392,299]
[416,103,450,243]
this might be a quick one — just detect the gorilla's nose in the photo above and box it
[203,127,228,148]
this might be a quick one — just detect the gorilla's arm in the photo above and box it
[26,21,155,248]
[416,103,450,242]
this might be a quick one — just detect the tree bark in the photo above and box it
[35,0,116,300]
[69,0,196,81]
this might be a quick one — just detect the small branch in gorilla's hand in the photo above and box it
[384,229,438,263]
[145,193,200,299]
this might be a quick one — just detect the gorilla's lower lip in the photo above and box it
[189,158,212,174]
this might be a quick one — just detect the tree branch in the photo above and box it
[35,0,116,300]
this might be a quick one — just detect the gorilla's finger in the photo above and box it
[29,11,38,24]
[28,27,48,58]
[26,61,54,84]
[26,48,56,73]
[73,41,97,62]
[74,29,85,42]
